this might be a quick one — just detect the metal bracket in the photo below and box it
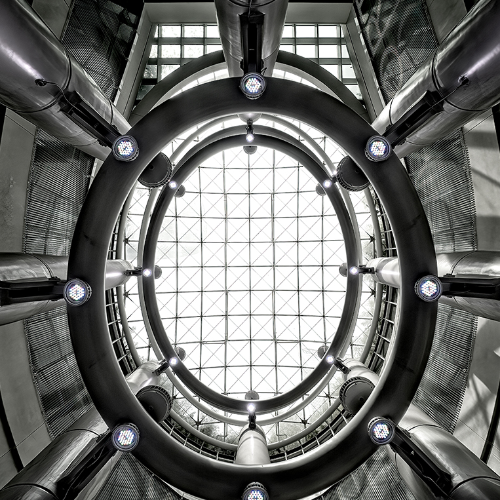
[440,275,500,300]
[0,278,65,306]
[390,427,452,497]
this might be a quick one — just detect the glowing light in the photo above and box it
[246,132,255,143]
[247,403,256,412]
[112,136,139,162]
[242,483,268,500]
[368,417,395,445]
[112,423,140,452]
[365,136,391,162]
[142,268,152,277]
[415,275,442,302]
[63,279,91,306]
[169,357,178,366]
[323,179,333,189]
[169,181,178,189]
[349,266,359,275]
[326,355,334,364]
[240,73,267,100]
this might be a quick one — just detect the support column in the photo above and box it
[0,254,133,326]
[366,251,500,321]
[235,425,270,465]
[341,360,500,499]
[0,362,162,500]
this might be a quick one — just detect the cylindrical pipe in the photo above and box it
[0,0,130,160]
[235,426,270,465]
[0,362,161,500]
[214,0,289,77]
[0,254,133,326]
[343,362,500,499]
[372,0,500,158]
[367,252,500,321]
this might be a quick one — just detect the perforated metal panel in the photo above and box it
[24,306,93,438]
[355,0,437,102]
[412,304,477,432]
[23,129,93,255]
[315,448,416,500]
[63,0,141,100]
[95,454,182,500]
[405,129,477,253]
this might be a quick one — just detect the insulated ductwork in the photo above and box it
[215,0,289,77]
[372,0,500,158]
[0,0,130,160]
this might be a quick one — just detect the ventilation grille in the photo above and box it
[412,304,477,432]
[24,306,93,438]
[63,0,141,100]
[316,448,416,500]
[95,453,182,500]
[405,129,477,252]
[355,0,437,102]
[23,129,93,255]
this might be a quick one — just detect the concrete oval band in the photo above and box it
[67,77,438,500]
[142,132,360,415]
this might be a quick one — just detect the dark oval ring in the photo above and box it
[142,127,360,415]
[67,78,437,500]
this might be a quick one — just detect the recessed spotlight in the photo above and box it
[112,423,140,452]
[365,136,391,162]
[112,136,139,162]
[63,278,92,306]
[240,73,266,100]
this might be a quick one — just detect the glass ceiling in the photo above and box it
[123,24,375,445]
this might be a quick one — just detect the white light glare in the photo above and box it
[246,132,254,143]
[247,403,256,412]
[323,179,333,189]
[326,355,334,364]
[169,181,178,189]
[142,268,152,277]
[349,266,359,275]
[169,357,178,366]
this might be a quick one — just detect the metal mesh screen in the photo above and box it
[23,129,93,255]
[95,454,182,500]
[354,0,437,102]
[24,306,93,438]
[412,304,477,432]
[315,448,416,500]
[405,129,477,253]
[63,0,141,100]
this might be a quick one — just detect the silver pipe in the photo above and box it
[214,0,289,77]
[0,362,162,500]
[235,425,270,465]
[366,252,500,321]
[0,254,133,326]
[0,0,130,160]
[372,0,500,158]
[341,361,500,499]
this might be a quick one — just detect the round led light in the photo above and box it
[326,355,334,364]
[349,266,359,275]
[63,279,92,307]
[240,73,267,100]
[142,268,152,277]
[415,275,442,302]
[242,482,269,500]
[368,417,395,445]
[246,132,255,143]
[169,181,178,190]
[112,423,140,452]
[112,135,139,162]
[169,357,178,366]
[323,179,333,189]
[247,403,256,412]
[365,135,391,162]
